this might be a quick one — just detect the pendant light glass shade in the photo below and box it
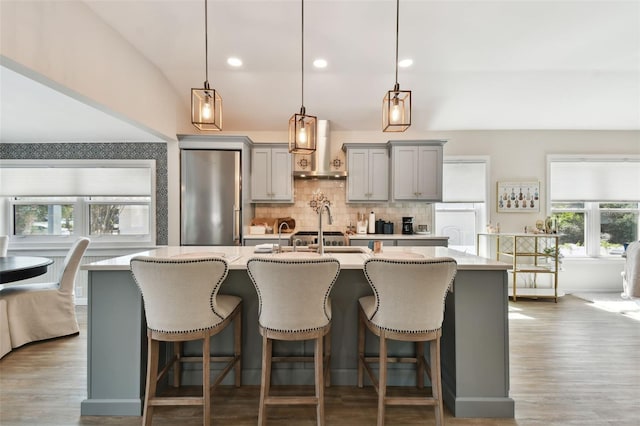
[288,0,317,154]
[289,107,317,154]
[383,0,411,132]
[191,0,222,131]
[383,83,411,132]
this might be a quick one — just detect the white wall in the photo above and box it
[0,1,179,142]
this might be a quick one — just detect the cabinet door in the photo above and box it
[269,148,293,201]
[347,149,369,201]
[251,148,271,200]
[392,146,418,200]
[368,148,389,201]
[416,145,443,201]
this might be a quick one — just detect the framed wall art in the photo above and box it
[497,181,540,212]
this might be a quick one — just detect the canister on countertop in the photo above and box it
[375,219,385,234]
[383,222,394,234]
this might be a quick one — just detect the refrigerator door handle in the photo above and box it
[233,207,241,245]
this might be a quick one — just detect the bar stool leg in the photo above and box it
[377,331,387,426]
[431,338,444,426]
[315,334,325,426]
[202,335,211,426]
[143,336,159,426]
[259,335,272,426]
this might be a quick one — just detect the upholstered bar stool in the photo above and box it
[358,257,457,426]
[246,256,340,426]
[130,256,242,426]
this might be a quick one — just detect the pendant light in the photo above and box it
[191,0,222,131]
[383,0,411,132]
[288,0,317,154]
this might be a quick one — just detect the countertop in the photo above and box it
[347,233,448,240]
[81,245,508,272]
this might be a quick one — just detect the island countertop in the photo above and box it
[81,245,509,272]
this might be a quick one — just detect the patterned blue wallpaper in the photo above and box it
[0,142,168,245]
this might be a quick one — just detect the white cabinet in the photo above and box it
[251,145,293,202]
[389,140,445,201]
[343,144,389,202]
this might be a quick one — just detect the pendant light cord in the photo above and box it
[394,0,399,86]
[301,0,305,110]
[204,0,209,86]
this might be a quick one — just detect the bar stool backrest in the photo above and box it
[246,257,340,333]
[130,256,230,333]
[363,258,457,333]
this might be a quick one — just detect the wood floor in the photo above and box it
[1,295,639,425]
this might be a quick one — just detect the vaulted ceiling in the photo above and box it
[1,0,639,142]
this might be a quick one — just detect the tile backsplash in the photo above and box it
[254,180,432,233]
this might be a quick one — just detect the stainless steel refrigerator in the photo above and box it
[180,149,242,245]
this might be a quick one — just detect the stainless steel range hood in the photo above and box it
[293,120,347,179]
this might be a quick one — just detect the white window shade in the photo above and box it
[0,166,152,196]
[442,162,486,202]
[549,160,640,201]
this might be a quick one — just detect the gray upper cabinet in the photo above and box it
[251,145,293,202]
[389,140,446,201]
[343,144,389,202]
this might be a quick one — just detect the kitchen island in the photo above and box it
[80,246,514,418]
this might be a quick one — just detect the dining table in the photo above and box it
[0,256,54,284]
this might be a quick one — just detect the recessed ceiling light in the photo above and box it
[398,59,413,68]
[227,57,243,67]
[313,59,328,69]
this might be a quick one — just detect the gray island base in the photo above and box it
[81,246,514,418]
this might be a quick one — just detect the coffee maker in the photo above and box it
[402,217,414,235]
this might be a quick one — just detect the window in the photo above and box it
[435,158,489,254]
[548,156,640,258]
[0,160,155,248]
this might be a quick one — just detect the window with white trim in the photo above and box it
[435,158,489,254]
[548,156,639,257]
[0,160,156,248]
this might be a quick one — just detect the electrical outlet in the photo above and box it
[76,287,83,297]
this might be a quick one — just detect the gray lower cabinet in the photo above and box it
[350,238,448,247]
[350,239,397,247]
[396,238,448,247]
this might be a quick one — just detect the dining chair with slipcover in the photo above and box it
[358,257,457,426]
[0,237,89,350]
[130,255,242,426]
[622,241,640,301]
[246,256,341,426]
[0,235,9,357]
[0,235,8,257]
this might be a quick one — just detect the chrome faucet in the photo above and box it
[277,222,290,253]
[317,201,333,255]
